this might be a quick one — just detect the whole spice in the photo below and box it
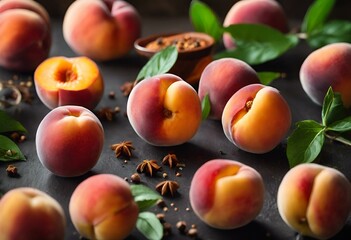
[111,141,134,158]
[162,153,179,168]
[130,173,141,183]
[156,180,179,197]
[6,165,19,177]
[176,221,187,234]
[120,81,135,97]
[136,159,161,176]
[96,107,120,121]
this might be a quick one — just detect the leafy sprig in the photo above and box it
[287,88,351,168]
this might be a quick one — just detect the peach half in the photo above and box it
[277,163,351,239]
[189,159,265,229]
[127,73,202,146]
[34,56,104,110]
[222,84,291,154]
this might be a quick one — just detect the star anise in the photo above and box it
[156,180,179,197]
[96,106,120,121]
[120,81,135,97]
[136,159,161,176]
[161,153,179,168]
[111,141,134,158]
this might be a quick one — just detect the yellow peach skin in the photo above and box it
[277,163,351,239]
[69,174,139,240]
[0,187,65,240]
[127,74,202,146]
[34,56,104,110]
[222,84,291,153]
[189,159,265,229]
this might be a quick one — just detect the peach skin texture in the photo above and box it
[0,0,51,71]
[0,187,66,240]
[34,56,104,110]
[222,84,291,154]
[127,73,202,146]
[189,159,265,229]
[277,163,351,239]
[36,105,104,177]
[69,174,139,240]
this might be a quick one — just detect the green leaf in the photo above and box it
[0,135,26,161]
[136,45,178,82]
[201,94,211,120]
[215,24,299,65]
[322,88,348,126]
[287,120,325,168]
[137,211,163,240]
[327,116,351,132]
[0,110,26,134]
[301,0,335,34]
[189,0,223,41]
[257,72,282,85]
[131,184,162,212]
[307,20,351,48]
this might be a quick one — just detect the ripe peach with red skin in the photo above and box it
[0,0,51,71]
[0,187,65,240]
[222,84,291,153]
[277,163,351,239]
[189,159,265,229]
[223,0,289,49]
[63,0,141,61]
[198,58,260,120]
[36,105,104,177]
[69,174,139,240]
[34,56,104,110]
[127,73,202,146]
[300,42,351,107]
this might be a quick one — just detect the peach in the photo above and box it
[189,159,265,229]
[63,0,141,61]
[277,163,351,239]
[223,0,289,49]
[222,84,291,154]
[69,174,139,240]
[300,42,351,107]
[198,58,260,120]
[0,187,65,240]
[34,56,104,110]
[127,73,202,146]
[36,105,104,177]
[0,0,51,71]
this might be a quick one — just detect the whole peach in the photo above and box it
[34,56,104,110]
[300,42,351,107]
[189,159,265,229]
[198,58,260,120]
[277,163,351,239]
[0,187,65,240]
[69,174,139,240]
[63,0,141,61]
[223,0,289,49]
[36,105,104,177]
[127,73,202,146]
[222,84,291,154]
[0,0,51,71]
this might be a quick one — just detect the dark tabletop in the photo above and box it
[1,17,351,240]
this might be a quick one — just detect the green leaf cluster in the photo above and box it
[0,110,26,161]
[287,88,351,167]
[131,184,163,240]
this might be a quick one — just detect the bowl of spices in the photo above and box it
[134,32,215,85]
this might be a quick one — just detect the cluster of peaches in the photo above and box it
[0,0,351,239]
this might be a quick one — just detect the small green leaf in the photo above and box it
[307,20,351,49]
[257,72,283,85]
[201,94,211,120]
[136,45,178,82]
[216,24,299,65]
[322,88,348,126]
[131,184,162,212]
[301,0,335,34]
[327,117,351,132]
[189,0,223,41]
[0,135,26,161]
[0,110,26,134]
[287,120,325,168]
[137,211,163,240]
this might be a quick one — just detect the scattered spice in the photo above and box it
[175,172,182,177]
[108,91,116,99]
[156,213,166,223]
[162,172,168,178]
[0,77,33,108]
[96,106,120,121]
[120,81,134,96]
[130,173,141,183]
[176,221,187,234]
[163,222,172,236]
[6,165,19,177]
[10,132,26,143]
[111,141,134,159]
[187,227,198,238]
[136,159,161,176]
[162,153,179,168]
[156,180,179,197]
[156,199,167,208]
